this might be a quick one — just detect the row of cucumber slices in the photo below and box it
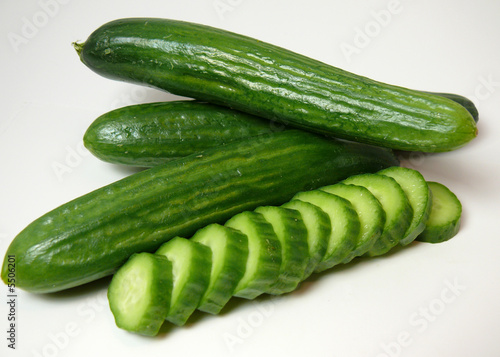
[107,166,462,336]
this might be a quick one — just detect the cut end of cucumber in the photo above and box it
[417,182,462,244]
[108,253,171,336]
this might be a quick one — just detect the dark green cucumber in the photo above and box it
[342,174,413,256]
[108,252,172,336]
[156,237,211,326]
[75,18,477,152]
[292,190,360,272]
[191,224,248,314]
[84,100,275,167]
[225,211,281,299]
[254,206,309,295]
[417,182,462,243]
[378,167,432,245]
[2,130,398,294]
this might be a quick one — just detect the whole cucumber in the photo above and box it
[85,96,478,167]
[74,18,477,152]
[1,130,398,293]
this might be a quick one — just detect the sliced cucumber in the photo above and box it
[108,252,172,336]
[320,183,385,262]
[342,174,413,256]
[417,182,462,243]
[378,167,432,245]
[281,200,330,280]
[254,206,309,295]
[292,190,359,272]
[191,224,248,314]
[156,237,212,326]
[225,211,282,299]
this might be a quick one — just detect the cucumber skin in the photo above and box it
[84,101,275,167]
[76,18,477,152]
[1,130,398,293]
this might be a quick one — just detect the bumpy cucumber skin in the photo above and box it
[425,92,479,123]
[1,130,398,294]
[416,182,462,244]
[76,18,477,152]
[84,101,275,167]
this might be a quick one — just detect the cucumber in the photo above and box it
[425,92,479,123]
[84,100,274,167]
[416,182,462,243]
[75,18,477,152]
[342,174,413,256]
[156,237,211,326]
[1,130,398,293]
[292,190,360,272]
[320,183,385,262]
[281,200,330,279]
[254,206,309,294]
[225,211,282,299]
[107,252,172,336]
[191,224,248,314]
[378,167,432,245]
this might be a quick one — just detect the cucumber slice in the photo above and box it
[191,224,248,314]
[417,182,462,243]
[320,183,385,262]
[292,190,359,272]
[378,167,432,245]
[225,211,282,299]
[108,252,172,336]
[254,206,309,295]
[156,237,212,326]
[342,174,413,256]
[281,200,330,279]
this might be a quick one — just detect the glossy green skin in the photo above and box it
[424,92,479,123]
[1,130,398,293]
[84,101,275,167]
[75,18,477,152]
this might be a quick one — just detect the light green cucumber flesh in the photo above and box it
[191,224,248,314]
[156,237,211,326]
[224,211,282,299]
[107,252,172,336]
[417,182,462,243]
[378,166,432,245]
[342,174,413,256]
[320,183,385,262]
[292,190,360,272]
[254,206,309,295]
[281,200,330,280]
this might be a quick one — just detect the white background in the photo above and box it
[1,1,499,356]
